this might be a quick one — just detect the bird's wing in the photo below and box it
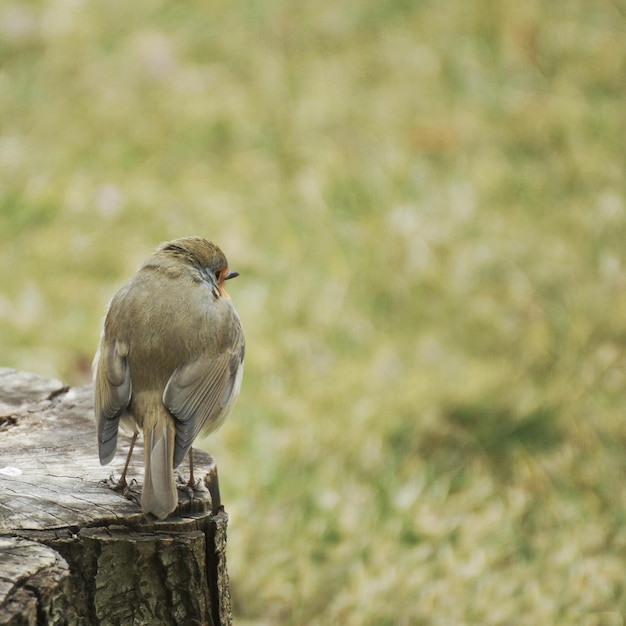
[94,339,132,465]
[164,327,244,467]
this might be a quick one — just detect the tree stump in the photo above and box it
[0,368,232,626]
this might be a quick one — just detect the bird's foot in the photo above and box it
[99,473,127,492]
[122,479,141,505]
[191,478,210,497]
[175,472,210,500]
[175,470,194,499]
[100,474,141,505]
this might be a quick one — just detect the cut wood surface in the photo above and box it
[0,368,231,626]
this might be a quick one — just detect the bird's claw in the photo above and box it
[99,473,127,492]
[191,478,210,496]
[175,473,209,500]
[100,474,140,505]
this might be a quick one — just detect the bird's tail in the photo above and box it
[142,410,177,520]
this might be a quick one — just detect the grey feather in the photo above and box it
[94,340,132,465]
[141,425,178,520]
[165,327,244,468]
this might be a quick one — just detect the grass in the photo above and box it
[2,0,626,623]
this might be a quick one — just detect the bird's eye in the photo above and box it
[214,270,221,281]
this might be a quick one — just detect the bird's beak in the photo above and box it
[224,270,239,280]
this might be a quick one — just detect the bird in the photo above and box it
[93,236,244,519]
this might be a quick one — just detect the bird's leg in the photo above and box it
[190,447,210,496]
[176,447,209,499]
[104,432,138,492]
[175,450,195,499]
[176,447,196,494]
[116,432,138,489]
[188,447,195,487]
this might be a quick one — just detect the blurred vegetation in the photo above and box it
[2,0,626,623]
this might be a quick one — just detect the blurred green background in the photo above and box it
[2,0,626,623]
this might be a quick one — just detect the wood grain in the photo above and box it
[0,368,231,625]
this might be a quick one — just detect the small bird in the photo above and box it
[93,237,244,519]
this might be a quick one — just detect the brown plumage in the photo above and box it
[93,237,244,519]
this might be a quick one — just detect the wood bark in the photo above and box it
[0,368,231,626]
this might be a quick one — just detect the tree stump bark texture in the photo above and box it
[0,368,231,626]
